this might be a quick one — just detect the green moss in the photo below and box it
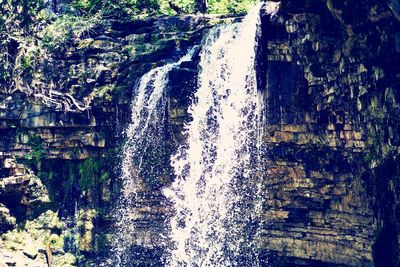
[20,54,33,78]
[24,134,45,167]
[37,157,112,211]
[79,158,100,190]
[99,172,109,184]
[78,160,94,190]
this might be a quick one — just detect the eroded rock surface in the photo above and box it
[259,1,400,266]
[0,14,236,265]
[0,1,399,266]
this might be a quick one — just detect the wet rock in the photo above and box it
[260,0,400,265]
[0,2,399,266]
[0,211,77,266]
[78,209,98,252]
[388,0,400,21]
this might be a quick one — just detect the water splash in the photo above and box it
[164,2,279,266]
[108,47,197,266]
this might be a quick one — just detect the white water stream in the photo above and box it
[164,2,279,266]
[109,48,197,266]
[109,2,280,266]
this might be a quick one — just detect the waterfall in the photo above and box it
[108,48,197,266]
[163,2,279,266]
[106,2,279,265]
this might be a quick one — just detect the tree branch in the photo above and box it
[168,1,184,14]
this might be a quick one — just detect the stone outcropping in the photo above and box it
[0,1,399,266]
[258,1,400,266]
[0,13,238,265]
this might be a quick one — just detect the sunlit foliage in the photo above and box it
[208,0,257,14]
[0,0,258,87]
[69,0,257,16]
[0,0,43,31]
[0,0,44,84]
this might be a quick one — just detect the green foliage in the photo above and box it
[160,0,194,14]
[39,14,100,52]
[20,54,32,71]
[25,134,44,162]
[71,0,161,16]
[71,0,102,12]
[99,172,109,184]
[38,158,111,211]
[78,157,110,191]
[19,53,34,79]
[0,0,44,32]
[208,0,257,14]
[79,158,99,190]
[0,0,45,85]
[69,0,255,16]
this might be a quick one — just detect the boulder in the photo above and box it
[0,204,16,232]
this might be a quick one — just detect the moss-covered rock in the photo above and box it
[0,210,78,266]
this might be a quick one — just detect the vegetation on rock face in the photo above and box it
[25,134,44,163]
[0,0,44,31]
[0,0,256,112]
[39,13,101,53]
[38,158,112,213]
[0,210,77,267]
[0,0,44,84]
[68,0,257,16]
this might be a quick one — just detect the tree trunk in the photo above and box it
[45,244,53,267]
[194,0,208,14]
[168,1,184,14]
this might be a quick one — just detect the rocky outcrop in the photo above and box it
[1,1,399,266]
[0,210,77,267]
[0,13,237,265]
[259,1,400,266]
[0,203,16,232]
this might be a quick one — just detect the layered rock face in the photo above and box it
[0,0,399,266]
[0,15,235,265]
[259,1,400,266]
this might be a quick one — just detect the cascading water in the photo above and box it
[107,48,197,266]
[164,2,279,266]
[106,2,279,265]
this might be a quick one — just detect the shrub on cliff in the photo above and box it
[39,13,100,52]
[69,0,257,16]
[0,0,44,84]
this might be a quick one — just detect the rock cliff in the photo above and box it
[259,1,400,266]
[0,14,237,266]
[0,0,399,266]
